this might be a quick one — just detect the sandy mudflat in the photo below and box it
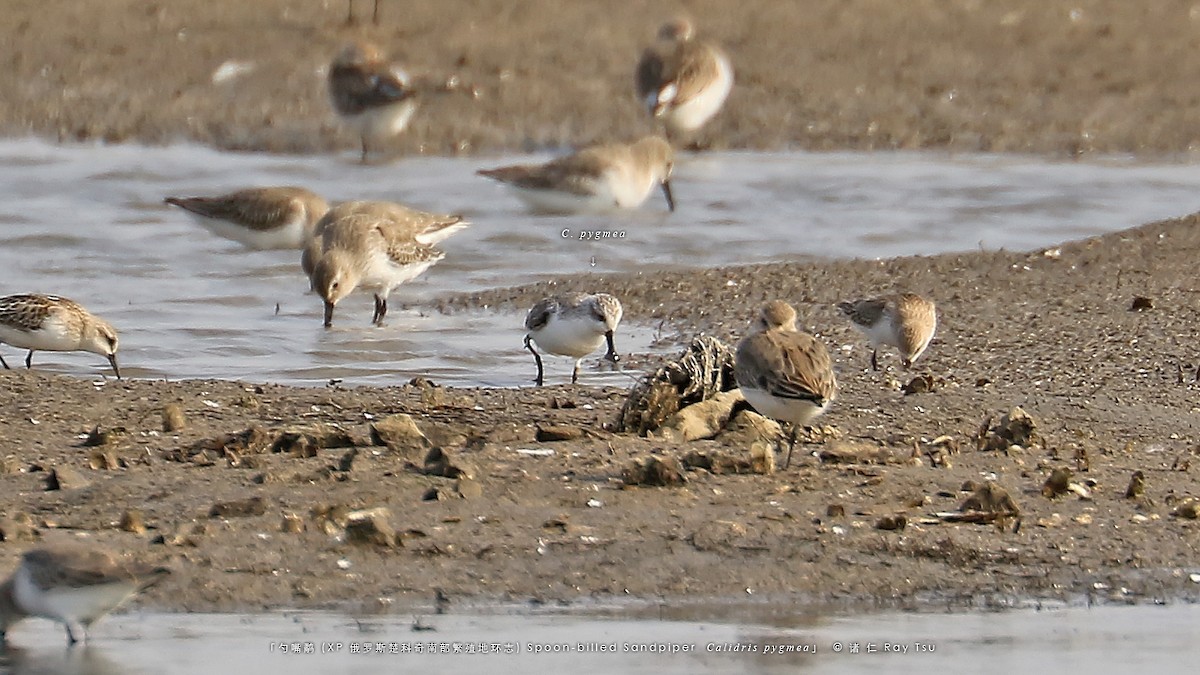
[1,0,1200,616]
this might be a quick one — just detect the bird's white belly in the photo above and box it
[184,213,306,250]
[663,54,733,133]
[361,254,440,297]
[0,316,78,351]
[349,100,417,143]
[507,185,617,215]
[13,566,133,624]
[532,316,607,358]
[741,387,828,426]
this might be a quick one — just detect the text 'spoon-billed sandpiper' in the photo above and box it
[636,18,734,142]
[524,293,623,386]
[0,294,120,378]
[735,300,836,469]
[838,292,937,371]
[0,544,170,646]
[477,136,675,214]
[164,186,329,250]
[306,202,467,327]
[329,42,416,163]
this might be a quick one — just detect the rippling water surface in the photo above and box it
[0,139,1196,386]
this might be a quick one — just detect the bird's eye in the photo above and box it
[331,281,340,290]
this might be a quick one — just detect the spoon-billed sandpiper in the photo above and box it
[524,293,623,386]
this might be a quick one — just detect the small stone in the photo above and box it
[826,504,845,518]
[1042,467,1072,498]
[656,390,744,442]
[455,477,482,499]
[1170,499,1200,520]
[1036,513,1064,528]
[88,449,120,471]
[162,404,186,432]
[281,513,305,533]
[81,426,126,447]
[1129,296,1154,311]
[535,424,583,442]
[1073,513,1093,525]
[423,447,473,479]
[119,509,146,534]
[622,456,687,487]
[0,513,37,542]
[422,486,445,501]
[345,508,397,547]
[1125,471,1145,499]
[46,466,90,491]
[0,456,21,474]
[875,515,907,531]
[209,496,267,518]
[371,414,430,455]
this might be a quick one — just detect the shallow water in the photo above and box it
[1,603,1197,674]
[0,139,1197,386]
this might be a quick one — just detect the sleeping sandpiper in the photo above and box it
[635,18,734,142]
[735,300,836,468]
[328,42,416,163]
[164,186,329,250]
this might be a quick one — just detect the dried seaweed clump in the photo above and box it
[617,335,736,435]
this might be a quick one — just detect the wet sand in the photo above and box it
[2,1,1200,616]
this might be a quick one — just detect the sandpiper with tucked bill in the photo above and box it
[735,300,837,469]
[328,42,417,163]
[636,17,734,143]
[0,294,120,378]
[837,292,937,371]
[305,201,468,327]
[523,293,623,386]
[477,136,675,214]
[164,186,329,250]
[0,543,170,646]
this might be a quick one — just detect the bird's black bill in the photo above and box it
[604,330,620,363]
[661,179,676,212]
[323,301,335,328]
[108,354,121,379]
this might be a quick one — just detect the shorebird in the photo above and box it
[838,292,937,371]
[306,202,466,327]
[735,300,836,468]
[164,186,329,250]
[328,42,416,163]
[0,544,170,645]
[635,18,734,142]
[477,136,675,214]
[523,293,623,386]
[0,294,120,378]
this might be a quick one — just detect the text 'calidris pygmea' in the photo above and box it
[735,300,836,468]
[838,292,937,371]
[524,293,623,386]
[0,544,170,645]
[329,42,416,163]
[306,201,467,327]
[478,136,674,214]
[636,18,734,142]
[0,294,120,378]
[164,186,329,250]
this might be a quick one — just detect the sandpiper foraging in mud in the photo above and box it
[838,292,937,371]
[0,294,120,378]
[523,293,623,386]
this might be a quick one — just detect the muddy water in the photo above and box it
[0,139,1196,386]
[0,603,1196,674]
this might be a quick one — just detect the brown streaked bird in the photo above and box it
[328,42,416,163]
[0,294,120,378]
[523,293,623,386]
[0,544,170,646]
[306,202,467,327]
[635,17,734,142]
[477,136,675,214]
[838,292,937,371]
[164,186,329,250]
[735,300,837,469]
